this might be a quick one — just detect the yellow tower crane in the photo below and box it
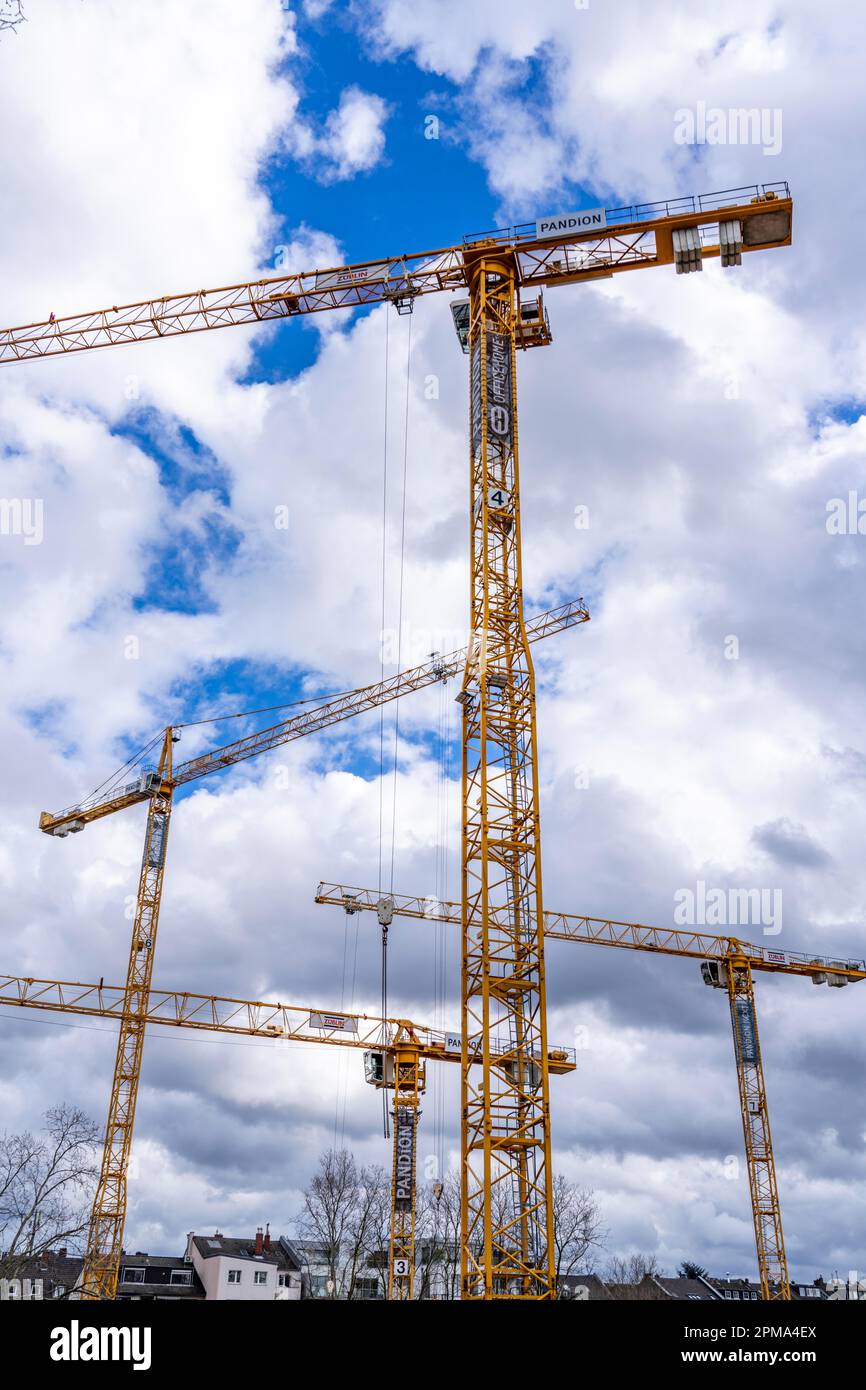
[2,181,794,1298]
[0,971,575,1300]
[35,602,585,1300]
[314,882,865,1301]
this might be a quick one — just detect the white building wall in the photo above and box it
[186,1234,300,1300]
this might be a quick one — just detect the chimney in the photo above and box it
[263,1224,271,1253]
[255,1226,263,1256]
[58,1248,67,1260]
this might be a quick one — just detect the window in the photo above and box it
[724,1290,732,1299]
[53,1286,66,1299]
[227,1269,242,1285]
[306,1246,330,1264]
[123,1268,145,1284]
[254,1271,267,1286]
[170,1270,192,1286]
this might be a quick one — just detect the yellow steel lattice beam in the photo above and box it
[314,883,862,1300]
[0,187,791,365]
[726,960,790,1299]
[39,600,588,835]
[460,248,554,1298]
[0,974,575,1302]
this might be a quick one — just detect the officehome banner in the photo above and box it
[472,330,514,458]
[485,331,513,451]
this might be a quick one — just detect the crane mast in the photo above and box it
[386,1037,424,1300]
[461,250,554,1299]
[725,959,788,1300]
[81,730,176,1300]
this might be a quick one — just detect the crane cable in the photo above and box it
[82,687,357,811]
[83,729,164,803]
[333,899,361,1152]
[377,304,390,906]
[378,306,413,1139]
[377,304,391,1139]
[432,668,454,1184]
[388,308,413,898]
[431,671,446,1184]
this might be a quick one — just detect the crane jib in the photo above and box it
[0,184,791,365]
[38,599,589,833]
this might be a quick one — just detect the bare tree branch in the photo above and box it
[299,1149,362,1298]
[552,1174,606,1293]
[345,1162,389,1300]
[296,1154,607,1301]
[0,1104,99,1283]
[604,1251,667,1300]
[0,2,26,35]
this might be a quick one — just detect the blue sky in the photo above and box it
[97,12,591,793]
[247,18,504,381]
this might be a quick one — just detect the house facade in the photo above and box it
[285,1237,384,1299]
[0,1249,83,1300]
[185,1228,303,1300]
[117,1253,205,1300]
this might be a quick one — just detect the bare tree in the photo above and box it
[0,1104,99,1282]
[422,1171,461,1300]
[0,2,26,35]
[297,1154,605,1301]
[414,1179,458,1300]
[552,1175,605,1294]
[299,1149,361,1298]
[604,1251,666,1300]
[344,1162,389,1300]
[414,1171,605,1300]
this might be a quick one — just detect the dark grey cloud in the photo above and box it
[752,818,832,870]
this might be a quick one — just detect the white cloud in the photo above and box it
[286,84,390,182]
[2,0,866,1284]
